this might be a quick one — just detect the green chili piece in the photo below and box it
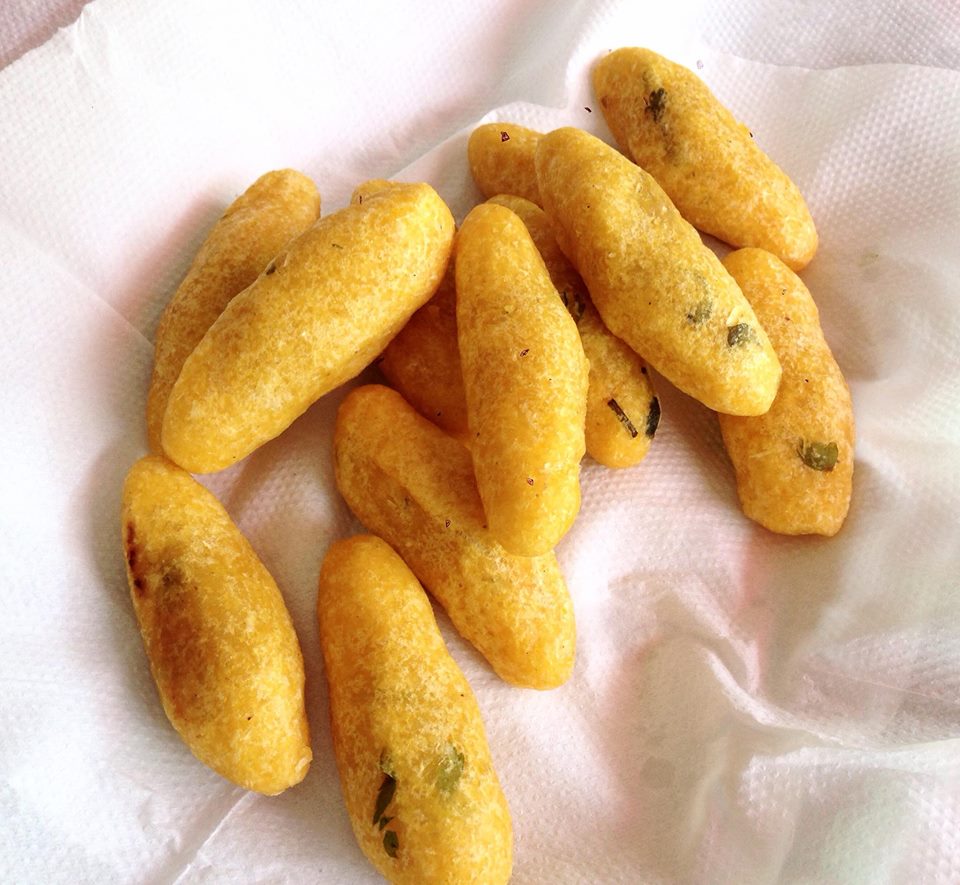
[436,743,465,794]
[372,773,396,826]
[645,397,661,439]
[607,398,639,439]
[383,830,399,858]
[685,299,712,325]
[645,88,667,123]
[727,323,756,347]
[797,440,838,472]
[559,289,586,323]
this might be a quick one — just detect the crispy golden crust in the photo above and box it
[487,194,659,468]
[333,385,575,690]
[718,249,854,535]
[161,183,455,473]
[593,48,817,270]
[467,123,543,205]
[146,169,320,452]
[121,456,310,794]
[536,126,781,416]
[318,535,512,885]
[456,203,588,556]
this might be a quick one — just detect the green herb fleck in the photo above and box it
[436,743,465,794]
[160,565,185,589]
[383,830,399,858]
[727,323,756,347]
[607,398,639,439]
[797,440,838,472]
[372,773,396,826]
[645,397,661,439]
[686,299,712,325]
[645,88,667,123]
[559,289,586,324]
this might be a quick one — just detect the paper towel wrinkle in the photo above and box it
[619,553,959,752]
[495,0,595,112]
[585,611,851,876]
[143,788,249,885]
[700,0,960,72]
[735,759,927,884]
[0,0,92,71]
[743,562,848,704]
[594,638,746,883]
[0,217,148,349]
[64,3,119,88]
[651,662,955,882]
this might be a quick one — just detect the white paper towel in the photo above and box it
[1,1,958,883]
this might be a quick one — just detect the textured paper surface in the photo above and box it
[1,1,959,882]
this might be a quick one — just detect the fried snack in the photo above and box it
[162,183,455,473]
[378,262,469,440]
[121,455,311,794]
[536,126,781,417]
[467,122,542,205]
[318,535,513,885]
[717,249,854,535]
[593,47,818,271]
[334,385,575,690]
[487,194,659,468]
[456,203,588,556]
[146,169,320,452]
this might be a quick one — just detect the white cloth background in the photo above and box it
[1,1,958,882]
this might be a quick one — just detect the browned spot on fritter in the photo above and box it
[125,522,137,568]
[125,521,149,597]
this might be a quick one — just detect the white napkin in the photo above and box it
[1,1,958,882]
